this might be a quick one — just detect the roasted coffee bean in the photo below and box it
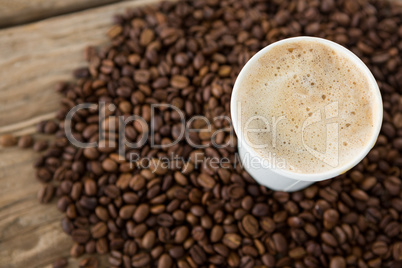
[372,241,388,255]
[189,245,207,265]
[287,216,304,228]
[44,121,59,134]
[289,247,307,259]
[96,238,108,254]
[321,232,338,247]
[329,256,346,268]
[90,222,107,239]
[0,134,17,147]
[71,229,90,244]
[174,226,189,243]
[197,174,215,189]
[260,217,276,233]
[351,188,369,201]
[53,257,68,268]
[223,233,242,249]
[33,140,48,152]
[120,205,136,220]
[323,209,339,230]
[134,204,149,223]
[84,179,97,196]
[18,135,33,148]
[242,214,259,236]
[272,233,288,253]
[210,225,224,243]
[384,221,400,237]
[38,184,54,203]
[142,230,156,249]
[170,246,185,259]
[158,253,173,268]
[252,203,269,217]
[79,256,98,268]
[70,243,84,258]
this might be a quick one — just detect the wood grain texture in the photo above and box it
[0,0,159,267]
[0,0,123,28]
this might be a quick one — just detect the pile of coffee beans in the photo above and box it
[34,0,402,267]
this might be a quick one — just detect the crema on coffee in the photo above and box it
[237,39,379,174]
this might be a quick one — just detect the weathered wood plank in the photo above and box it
[0,0,123,28]
[0,0,158,128]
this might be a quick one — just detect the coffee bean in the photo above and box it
[79,196,97,210]
[18,135,33,148]
[102,158,117,172]
[53,257,68,268]
[85,240,96,254]
[96,238,108,254]
[149,158,168,175]
[272,233,288,253]
[139,28,155,46]
[319,188,338,203]
[169,246,184,259]
[287,216,304,228]
[90,222,107,239]
[158,253,173,268]
[38,184,54,203]
[223,233,242,249]
[384,221,400,237]
[329,256,346,268]
[170,75,189,89]
[323,209,339,230]
[197,173,215,189]
[210,225,224,243]
[71,229,90,244]
[108,253,121,267]
[321,232,338,247]
[252,203,269,217]
[191,226,205,241]
[242,214,259,236]
[304,255,320,267]
[79,256,98,268]
[130,223,146,238]
[70,243,84,258]
[33,140,48,152]
[142,230,156,250]
[321,0,335,12]
[289,247,307,259]
[351,188,369,201]
[384,177,401,196]
[189,245,207,265]
[372,241,388,255]
[0,134,17,147]
[134,204,149,223]
[174,226,189,243]
[84,179,97,196]
[227,184,245,199]
[120,205,136,220]
[44,121,59,134]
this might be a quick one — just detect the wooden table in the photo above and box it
[0,1,159,267]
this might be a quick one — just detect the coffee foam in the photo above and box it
[237,40,377,174]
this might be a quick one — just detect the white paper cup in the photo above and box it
[231,36,383,192]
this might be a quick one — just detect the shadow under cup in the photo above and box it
[230,36,383,192]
